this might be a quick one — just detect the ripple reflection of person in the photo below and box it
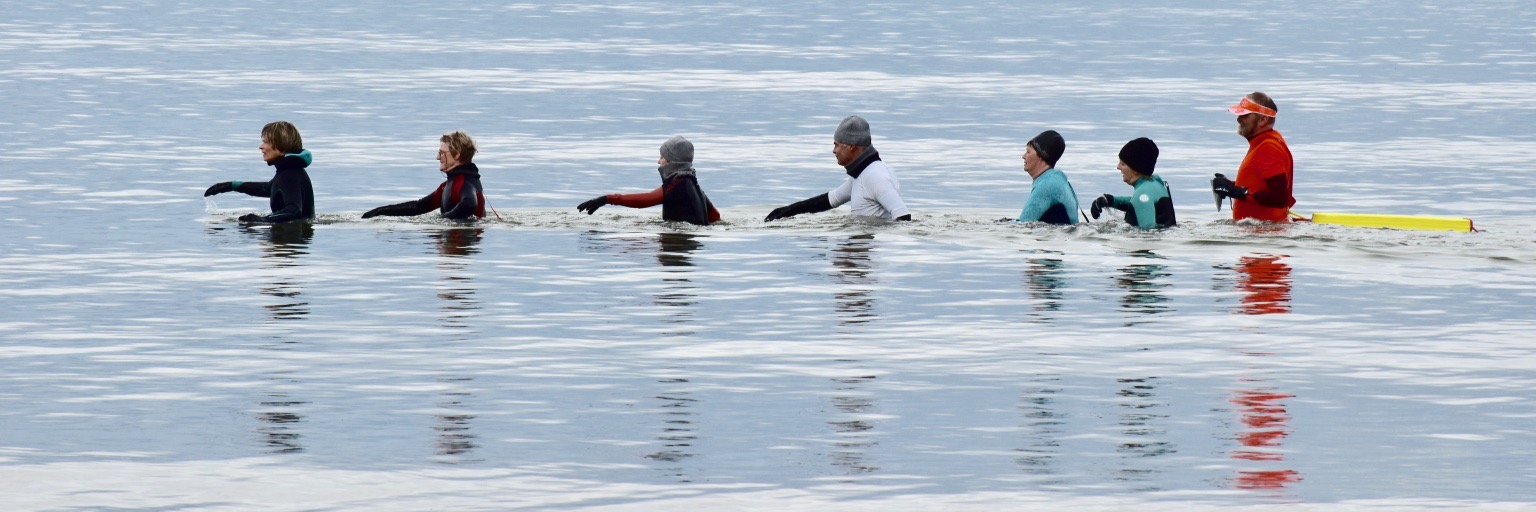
[251,222,313,321]
[1022,250,1065,321]
[646,376,699,482]
[1226,253,1299,493]
[431,227,483,463]
[1115,250,1172,324]
[1113,377,1173,490]
[828,373,880,476]
[832,234,877,325]
[1015,375,1066,482]
[246,221,313,453]
[644,233,704,477]
[1236,254,1292,315]
[654,232,702,333]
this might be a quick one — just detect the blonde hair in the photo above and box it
[441,130,477,163]
[261,121,303,154]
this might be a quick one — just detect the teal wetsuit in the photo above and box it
[1016,168,1079,225]
[1110,175,1176,230]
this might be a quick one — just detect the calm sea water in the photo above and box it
[3,1,1535,510]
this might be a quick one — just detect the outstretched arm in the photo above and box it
[206,180,272,198]
[364,189,439,218]
[764,193,833,222]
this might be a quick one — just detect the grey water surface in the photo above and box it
[2,1,1535,510]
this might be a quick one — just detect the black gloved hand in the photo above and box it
[204,182,233,196]
[361,206,387,219]
[1211,173,1248,200]
[895,214,912,222]
[764,206,792,222]
[1090,193,1114,219]
[764,194,834,222]
[237,213,263,223]
[576,196,608,215]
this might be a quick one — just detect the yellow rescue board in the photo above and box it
[1308,212,1475,232]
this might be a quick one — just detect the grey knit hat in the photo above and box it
[834,116,872,147]
[659,136,694,163]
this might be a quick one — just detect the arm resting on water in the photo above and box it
[606,186,665,209]
[764,193,833,222]
[363,189,439,218]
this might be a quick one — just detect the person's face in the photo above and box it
[833,141,859,167]
[1237,113,1270,139]
[658,155,668,165]
[1022,143,1045,176]
[437,141,461,172]
[259,138,283,163]
[1117,159,1140,185]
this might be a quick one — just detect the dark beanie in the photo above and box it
[1029,130,1065,167]
[1118,137,1159,175]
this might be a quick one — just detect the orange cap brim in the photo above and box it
[1228,97,1277,117]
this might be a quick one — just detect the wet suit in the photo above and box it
[362,163,485,220]
[579,162,720,225]
[1224,130,1294,222]
[205,150,315,224]
[1016,167,1079,225]
[764,147,910,222]
[1103,175,1176,229]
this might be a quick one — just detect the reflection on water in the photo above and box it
[247,223,314,454]
[654,233,701,336]
[435,377,480,460]
[434,227,483,327]
[432,228,483,464]
[1022,250,1066,321]
[1115,250,1173,323]
[831,235,878,326]
[1114,377,1173,491]
[828,372,880,475]
[1015,375,1066,483]
[256,390,306,454]
[1235,254,1292,316]
[254,223,313,322]
[646,376,699,482]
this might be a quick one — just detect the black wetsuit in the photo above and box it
[660,175,716,225]
[602,165,720,226]
[364,164,485,220]
[230,151,315,223]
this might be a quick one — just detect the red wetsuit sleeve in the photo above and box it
[606,186,665,209]
[708,201,721,223]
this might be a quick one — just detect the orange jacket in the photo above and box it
[1232,130,1295,222]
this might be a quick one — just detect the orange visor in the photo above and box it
[1228,97,1277,118]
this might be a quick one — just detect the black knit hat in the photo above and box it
[1029,130,1065,167]
[1117,137,1159,175]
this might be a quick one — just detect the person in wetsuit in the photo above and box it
[1013,129,1079,225]
[362,131,486,221]
[204,121,315,224]
[1211,92,1295,222]
[763,115,911,222]
[575,136,720,225]
[1089,137,1177,229]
